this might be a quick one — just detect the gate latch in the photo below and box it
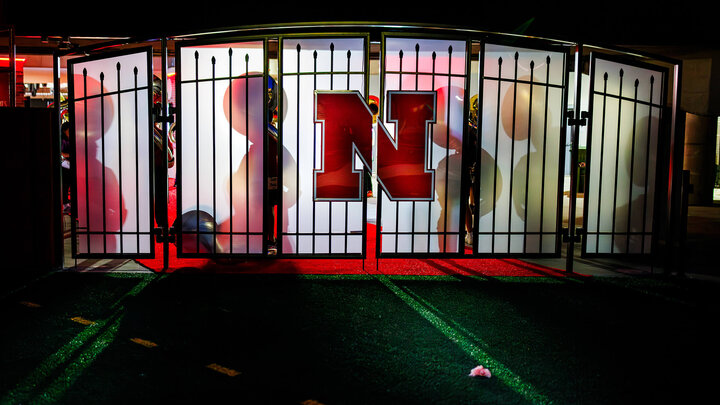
[562,227,583,242]
[153,105,175,124]
[154,226,175,243]
[567,111,589,127]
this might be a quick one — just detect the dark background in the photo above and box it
[2,0,717,47]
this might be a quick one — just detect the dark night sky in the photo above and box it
[2,0,717,47]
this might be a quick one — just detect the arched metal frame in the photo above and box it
[53,23,683,272]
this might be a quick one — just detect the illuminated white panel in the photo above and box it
[381,37,467,254]
[281,37,366,255]
[477,44,566,255]
[584,57,663,255]
[179,41,265,254]
[71,50,152,255]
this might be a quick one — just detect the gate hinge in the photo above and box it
[567,111,589,127]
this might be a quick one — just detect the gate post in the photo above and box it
[158,36,171,270]
[8,25,16,107]
[565,44,584,273]
[52,51,65,268]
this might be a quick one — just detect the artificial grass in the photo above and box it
[2,272,719,404]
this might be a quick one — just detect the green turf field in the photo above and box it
[2,271,719,404]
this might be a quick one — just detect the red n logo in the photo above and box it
[314,91,436,201]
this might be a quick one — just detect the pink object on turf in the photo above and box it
[469,365,491,378]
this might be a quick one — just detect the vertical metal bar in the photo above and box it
[595,73,609,253]
[459,39,471,256]
[566,45,583,272]
[507,52,519,254]
[377,174,383,257]
[195,51,200,254]
[427,51,436,254]
[347,49,352,90]
[539,56,550,254]
[175,44,184,258]
[52,52,64,262]
[473,42,485,255]
[134,67,140,255]
[212,56,217,254]
[53,53,66,264]
[641,76,655,254]
[328,42,334,255]
[411,43,418,253]
[378,35,386,259]
[68,60,77,257]
[610,68,624,253]
[229,48,233,254]
[83,69,90,254]
[312,49,317,255]
[277,38,284,255]
[556,50,571,257]
[147,49,157,259]
[160,38,170,263]
[523,60,534,254]
[245,54,250,253]
[362,35,369,259]
[8,26,16,107]
[345,48,351,254]
[396,48,403,254]
[491,56,502,254]
[296,43,301,254]
[116,63,123,254]
[626,78,640,253]
[262,39,269,256]
[308,50,318,252]
[666,64,681,273]
[443,45,452,253]
[100,72,107,254]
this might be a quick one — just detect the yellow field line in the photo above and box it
[129,338,158,348]
[69,316,95,326]
[206,363,241,377]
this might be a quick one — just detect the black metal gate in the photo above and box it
[376,35,470,257]
[581,53,668,257]
[472,40,570,257]
[175,38,270,258]
[278,35,369,258]
[67,47,155,259]
[58,24,681,271]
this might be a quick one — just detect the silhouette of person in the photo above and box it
[73,75,126,253]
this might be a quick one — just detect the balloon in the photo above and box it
[500,75,547,145]
[175,210,222,254]
[222,73,265,135]
[72,74,114,139]
[431,85,464,150]
[477,147,503,217]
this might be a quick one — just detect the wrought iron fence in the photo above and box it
[49,23,682,271]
